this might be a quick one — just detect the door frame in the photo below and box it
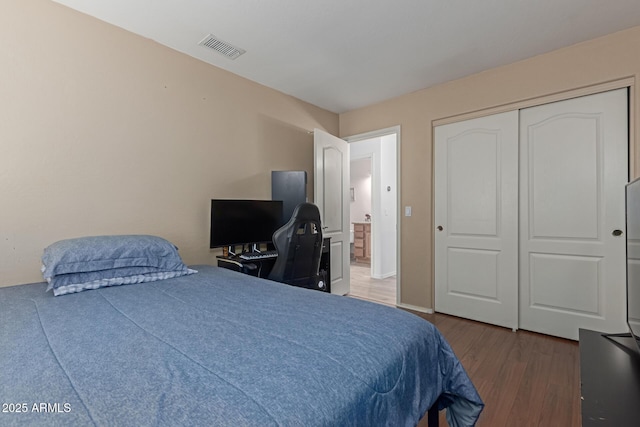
[345,126,402,306]
[431,77,636,318]
[433,77,636,173]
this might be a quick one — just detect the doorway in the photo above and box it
[345,128,399,306]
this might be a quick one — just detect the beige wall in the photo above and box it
[0,0,338,287]
[340,25,640,311]
[4,1,639,307]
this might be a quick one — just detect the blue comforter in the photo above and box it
[0,265,482,426]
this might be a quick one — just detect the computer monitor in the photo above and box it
[210,199,284,248]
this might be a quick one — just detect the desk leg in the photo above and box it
[427,405,439,427]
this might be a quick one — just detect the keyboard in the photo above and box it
[239,250,278,260]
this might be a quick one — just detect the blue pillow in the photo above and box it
[42,235,186,279]
[49,268,196,296]
[46,265,171,289]
[42,235,197,296]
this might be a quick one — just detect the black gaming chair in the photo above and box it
[268,202,325,291]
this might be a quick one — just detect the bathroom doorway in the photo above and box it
[346,129,398,306]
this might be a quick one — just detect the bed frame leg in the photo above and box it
[427,404,439,427]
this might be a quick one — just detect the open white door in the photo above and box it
[314,129,350,295]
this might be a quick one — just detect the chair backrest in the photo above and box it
[268,203,324,289]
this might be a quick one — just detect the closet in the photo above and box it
[434,88,628,340]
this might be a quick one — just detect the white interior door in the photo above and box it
[434,111,519,330]
[314,129,350,295]
[519,89,628,340]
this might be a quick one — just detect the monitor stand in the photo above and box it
[580,329,640,426]
[602,332,633,338]
[602,331,640,354]
[224,245,239,257]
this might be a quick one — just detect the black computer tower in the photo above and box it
[271,171,307,223]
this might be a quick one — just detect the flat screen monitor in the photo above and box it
[626,178,640,354]
[210,199,283,248]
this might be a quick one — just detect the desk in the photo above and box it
[217,238,331,292]
[216,256,276,278]
[579,328,640,426]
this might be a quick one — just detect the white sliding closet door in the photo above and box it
[434,111,519,330]
[434,88,628,340]
[519,89,628,340]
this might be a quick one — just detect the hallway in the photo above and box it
[348,262,396,306]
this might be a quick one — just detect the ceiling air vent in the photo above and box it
[198,34,246,60]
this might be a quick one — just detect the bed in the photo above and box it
[0,236,483,426]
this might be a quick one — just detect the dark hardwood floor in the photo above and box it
[409,312,581,427]
[345,265,581,426]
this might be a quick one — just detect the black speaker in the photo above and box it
[271,171,307,223]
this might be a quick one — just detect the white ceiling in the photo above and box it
[52,0,640,114]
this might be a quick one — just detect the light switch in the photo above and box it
[405,206,412,217]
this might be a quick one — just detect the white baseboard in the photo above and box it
[396,303,433,314]
[371,271,396,280]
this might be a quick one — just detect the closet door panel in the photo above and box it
[434,110,519,330]
[519,88,628,340]
[529,115,599,239]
